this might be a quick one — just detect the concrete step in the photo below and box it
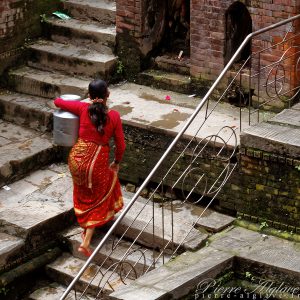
[8,66,90,99]
[0,162,74,245]
[46,17,116,54]
[63,226,169,277]
[63,0,116,25]
[28,40,116,78]
[29,282,93,299]
[46,252,133,298]
[138,69,193,94]
[0,120,58,187]
[0,89,54,131]
[154,55,191,75]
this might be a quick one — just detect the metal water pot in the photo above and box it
[53,94,81,147]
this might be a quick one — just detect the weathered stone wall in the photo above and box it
[118,121,300,232]
[0,0,60,77]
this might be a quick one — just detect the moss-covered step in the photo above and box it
[137,69,193,94]
[154,55,191,75]
[45,17,116,54]
[28,40,116,78]
[63,0,116,25]
[8,66,90,100]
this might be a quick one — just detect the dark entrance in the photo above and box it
[224,1,252,65]
[162,0,190,56]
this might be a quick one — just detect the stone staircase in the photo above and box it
[7,0,117,106]
[26,184,235,299]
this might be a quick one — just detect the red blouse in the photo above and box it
[54,98,126,162]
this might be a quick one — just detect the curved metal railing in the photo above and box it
[61,14,300,299]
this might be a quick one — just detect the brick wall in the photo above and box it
[0,0,23,40]
[116,0,166,76]
[0,0,60,77]
[190,0,299,79]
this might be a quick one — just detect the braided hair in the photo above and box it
[88,79,109,135]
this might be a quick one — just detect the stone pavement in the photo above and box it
[109,82,249,146]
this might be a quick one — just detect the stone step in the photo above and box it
[18,163,233,253]
[63,0,116,25]
[0,232,24,271]
[28,40,116,78]
[154,55,191,75]
[137,69,193,94]
[29,282,93,300]
[8,66,90,99]
[110,246,234,300]
[63,226,169,277]
[114,190,233,251]
[0,89,54,131]
[0,121,58,187]
[46,252,133,298]
[0,162,74,245]
[46,17,116,54]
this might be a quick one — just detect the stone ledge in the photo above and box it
[240,122,300,159]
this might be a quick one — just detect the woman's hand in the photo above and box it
[110,161,120,173]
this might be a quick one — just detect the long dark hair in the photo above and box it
[88,79,109,135]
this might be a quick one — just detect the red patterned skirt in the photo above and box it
[68,139,123,229]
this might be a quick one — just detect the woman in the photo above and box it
[54,79,126,257]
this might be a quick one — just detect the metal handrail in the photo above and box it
[60,13,300,299]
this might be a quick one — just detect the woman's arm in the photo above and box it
[113,112,126,163]
[54,98,84,116]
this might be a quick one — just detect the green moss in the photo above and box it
[235,219,300,243]
[116,32,141,80]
